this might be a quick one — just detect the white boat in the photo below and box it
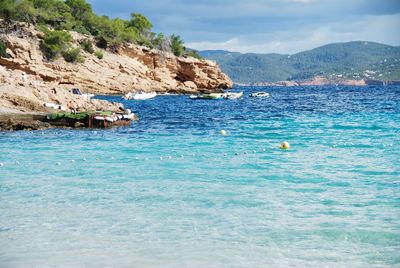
[123,92,157,100]
[225,92,243,100]
[249,92,270,98]
[190,93,225,100]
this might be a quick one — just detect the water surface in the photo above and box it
[1,86,399,267]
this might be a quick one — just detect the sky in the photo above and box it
[87,0,400,54]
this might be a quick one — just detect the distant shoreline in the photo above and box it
[234,77,400,87]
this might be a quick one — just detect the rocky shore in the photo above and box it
[0,20,232,130]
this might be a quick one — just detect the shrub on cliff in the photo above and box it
[94,50,103,59]
[0,40,8,57]
[186,50,203,60]
[62,47,84,63]
[80,39,94,53]
[32,0,75,30]
[40,30,72,60]
[170,35,185,57]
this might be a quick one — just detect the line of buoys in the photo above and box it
[0,142,298,168]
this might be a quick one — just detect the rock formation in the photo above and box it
[0,20,232,96]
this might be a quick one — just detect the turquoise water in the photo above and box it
[1,86,399,267]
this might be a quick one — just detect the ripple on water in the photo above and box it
[0,86,400,267]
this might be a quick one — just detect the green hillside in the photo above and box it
[200,41,400,83]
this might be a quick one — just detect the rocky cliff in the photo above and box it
[0,20,232,96]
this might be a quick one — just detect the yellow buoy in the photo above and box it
[220,130,227,135]
[280,141,290,150]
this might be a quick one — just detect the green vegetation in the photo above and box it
[186,49,203,60]
[0,40,8,57]
[40,29,72,60]
[170,34,185,57]
[200,42,400,83]
[94,50,103,59]
[0,0,201,60]
[80,39,94,53]
[62,47,83,62]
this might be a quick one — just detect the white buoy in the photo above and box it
[111,156,115,160]
[71,159,75,163]
[160,156,163,160]
[16,161,20,165]
[135,157,139,160]
[192,153,196,156]
[168,156,172,159]
[220,130,227,135]
[83,157,87,161]
[57,162,61,166]
[244,151,248,155]
[262,149,266,152]
[224,153,227,156]
[280,141,290,150]
[253,150,256,153]
[0,163,3,167]
[180,154,184,158]
[202,154,206,157]
[235,152,239,156]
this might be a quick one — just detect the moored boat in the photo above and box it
[189,93,225,100]
[225,92,243,99]
[249,92,270,97]
[123,92,157,100]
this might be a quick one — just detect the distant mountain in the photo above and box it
[199,41,400,84]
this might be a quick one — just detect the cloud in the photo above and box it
[187,14,400,54]
[87,0,400,53]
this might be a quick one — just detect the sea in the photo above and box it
[0,86,399,267]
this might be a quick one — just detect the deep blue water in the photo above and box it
[1,86,399,267]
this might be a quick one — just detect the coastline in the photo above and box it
[236,76,400,87]
[0,20,232,130]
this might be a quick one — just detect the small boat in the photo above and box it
[124,92,157,100]
[225,92,243,100]
[190,93,225,100]
[249,92,270,98]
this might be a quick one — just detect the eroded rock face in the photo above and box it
[0,20,232,96]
